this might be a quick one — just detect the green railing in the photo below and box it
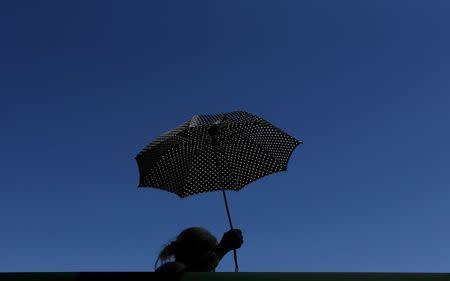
[1,272,449,281]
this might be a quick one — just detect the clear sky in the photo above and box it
[1,0,450,273]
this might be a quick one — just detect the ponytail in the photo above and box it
[154,241,178,270]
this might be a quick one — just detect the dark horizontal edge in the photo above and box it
[1,272,449,281]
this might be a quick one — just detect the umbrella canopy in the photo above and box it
[136,111,301,197]
[135,111,302,272]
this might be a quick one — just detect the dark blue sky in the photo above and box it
[1,1,450,272]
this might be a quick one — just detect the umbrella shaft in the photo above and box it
[221,189,239,272]
[222,189,234,229]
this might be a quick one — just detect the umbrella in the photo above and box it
[135,111,302,272]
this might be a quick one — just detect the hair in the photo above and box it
[154,227,218,270]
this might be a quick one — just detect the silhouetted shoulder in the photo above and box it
[155,261,186,273]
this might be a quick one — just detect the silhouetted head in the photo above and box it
[155,227,219,272]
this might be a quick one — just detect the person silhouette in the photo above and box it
[154,227,243,272]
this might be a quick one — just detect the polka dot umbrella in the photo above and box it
[135,111,302,272]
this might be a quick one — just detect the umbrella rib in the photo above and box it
[180,141,213,196]
[216,146,240,190]
[181,148,199,196]
[224,120,264,139]
[235,133,286,170]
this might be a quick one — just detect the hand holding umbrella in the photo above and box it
[216,229,244,260]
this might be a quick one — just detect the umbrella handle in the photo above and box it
[222,190,239,272]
